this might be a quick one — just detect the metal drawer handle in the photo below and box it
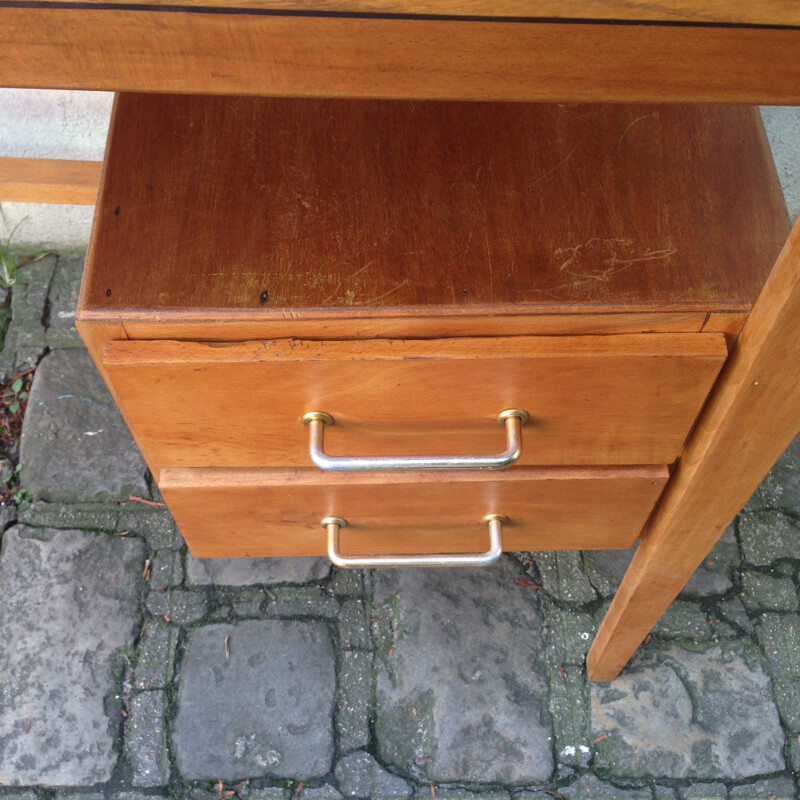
[302,409,528,472]
[322,514,505,568]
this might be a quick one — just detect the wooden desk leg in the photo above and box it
[587,215,800,682]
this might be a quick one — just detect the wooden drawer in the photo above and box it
[159,465,669,558]
[103,334,726,471]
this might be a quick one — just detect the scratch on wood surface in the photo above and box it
[556,238,633,272]
[347,261,375,281]
[525,145,579,191]
[360,279,410,305]
[551,238,676,291]
[617,112,659,152]
[484,229,494,302]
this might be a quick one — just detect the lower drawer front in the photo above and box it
[159,465,668,558]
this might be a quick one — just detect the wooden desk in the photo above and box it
[2,2,799,681]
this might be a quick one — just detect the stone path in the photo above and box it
[0,256,798,799]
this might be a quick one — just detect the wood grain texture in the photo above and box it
[83,311,712,342]
[73,318,171,475]
[16,0,800,25]
[702,312,749,348]
[587,217,800,682]
[102,334,727,469]
[82,97,788,321]
[0,158,102,205]
[159,465,668,558]
[2,10,800,103]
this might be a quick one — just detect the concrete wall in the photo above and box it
[1,90,798,253]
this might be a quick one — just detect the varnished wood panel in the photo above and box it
[95,311,710,341]
[0,158,102,205]
[587,217,800,682]
[83,97,788,320]
[3,11,800,103]
[102,334,727,468]
[159,465,669,558]
[702,312,749,349]
[19,0,800,26]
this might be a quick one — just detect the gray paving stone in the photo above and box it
[146,589,208,625]
[45,257,84,349]
[739,511,800,566]
[591,642,785,779]
[0,457,13,484]
[373,558,553,784]
[747,433,800,511]
[117,506,184,550]
[242,790,291,800]
[530,551,597,605]
[20,349,149,501]
[651,601,711,640]
[0,255,56,379]
[740,571,798,611]
[339,598,372,651]
[135,619,178,690]
[336,649,372,754]
[331,568,364,597]
[17,500,118,531]
[584,548,635,597]
[729,777,797,799]
[756,613,800,729]
[173,620,336,780]
[681,527,738,598]
[654,787,679,800]
[559,775,652,799]
[186,554,331,586]
[419,790,510,800]
[0,525,144,785]
[790,732,800,773]
[233,587,268,617]
[549,665,590,767]
[679,782,727,799]
[126,690,170,787]
[297,785,344,799]
[585,529,737,600]
[264,586,339,619]
[0,502,17,531]
[55,792,105,800]
[334,751,412,799]
[150,550,183,588]
[549,604,597,666]
[112,792,167,800]
[715,598,754,635]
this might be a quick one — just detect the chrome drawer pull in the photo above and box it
[302,409,528,472]
[322,514,505,568]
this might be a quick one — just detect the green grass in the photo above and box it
[0,218,50,288]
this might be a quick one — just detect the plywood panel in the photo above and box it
[83,97,788,319]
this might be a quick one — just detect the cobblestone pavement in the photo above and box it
[0,256,799,799]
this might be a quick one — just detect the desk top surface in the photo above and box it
[1,0,800,102]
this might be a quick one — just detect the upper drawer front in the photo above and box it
[103,334,727,469]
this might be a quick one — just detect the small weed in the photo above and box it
[2,464,32,505]
[0,367,34,504]
[0,218,50,288]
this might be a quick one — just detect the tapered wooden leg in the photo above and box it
[587,215,800,682]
